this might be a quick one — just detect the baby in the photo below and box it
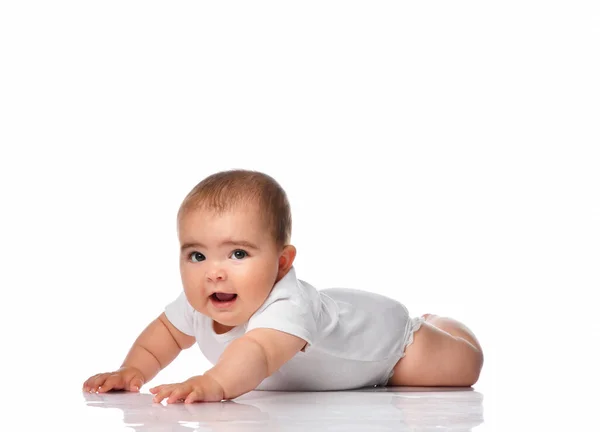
[83,169,484,404]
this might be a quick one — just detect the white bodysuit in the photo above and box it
[164,266,424,391]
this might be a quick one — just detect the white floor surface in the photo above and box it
[82,386,485,431]
[7,376,588,431]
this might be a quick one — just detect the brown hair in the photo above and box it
[177,169,292,250]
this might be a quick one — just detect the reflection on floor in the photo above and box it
[82,386,484,431]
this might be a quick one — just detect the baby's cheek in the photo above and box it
[184,290,209,311]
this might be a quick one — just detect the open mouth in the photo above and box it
[211,292,237,301]
[210,293,238,308]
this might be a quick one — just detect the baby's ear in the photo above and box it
[277,245,297,280]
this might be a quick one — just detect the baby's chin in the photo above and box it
[209,306,249,328]
[212,317,243,333]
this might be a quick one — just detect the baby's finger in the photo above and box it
[98,374,124,393]
[153,386,175,404]
[149,383,175,394]
[83,374,102,391]
[128,377,144,392]
[89,374,110,392]
[184,390,203,404]
[167,387,190,404]
[149,385,164,394]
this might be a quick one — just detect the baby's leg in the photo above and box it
[387,315,484,387]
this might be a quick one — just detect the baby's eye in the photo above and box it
[231,249,248,260]
[189,252,205,263]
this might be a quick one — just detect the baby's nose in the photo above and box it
[206,267,227,281]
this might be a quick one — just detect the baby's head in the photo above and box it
[176,169,296,333]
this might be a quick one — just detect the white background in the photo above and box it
[1,1,598,429]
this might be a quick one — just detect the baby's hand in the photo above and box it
[150,375,225,404]
[82,367,145,393]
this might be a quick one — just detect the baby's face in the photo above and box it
[177,204,285,333]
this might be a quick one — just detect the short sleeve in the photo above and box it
[246,296,318,348]
[164,291,196,337]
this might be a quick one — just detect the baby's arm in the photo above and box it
[121,312,196,382]
[207,329,307,398]
[150,329,306,403]
[83,312,195,392]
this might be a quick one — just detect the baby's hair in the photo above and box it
[178,169,292,250]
